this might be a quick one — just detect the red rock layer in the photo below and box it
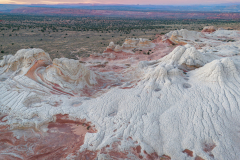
[0,114,97,160]
[99,140,171,160]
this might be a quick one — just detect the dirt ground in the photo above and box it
[0,28,161,59]
[1,18,240,60]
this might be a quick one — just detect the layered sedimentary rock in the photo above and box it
[43,58,98,93]
[201,26,217,33]
[105,38,155,53]
[164,29,205,45]
[1,28,240,160]
[0,48,51,74]
[122,38,154,49]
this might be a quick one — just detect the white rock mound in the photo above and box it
[122,38,154,49]
[202,26,217,33]
[192,57,240,83]
[210,30,240,38]
[0,49,100,96]
[201,41,240,57]
[165,29,205,45]
[43,58,97,91]
[159,44,218,70]
[105,38,155,53]
[0,48,51,74]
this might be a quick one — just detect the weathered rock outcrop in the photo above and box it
[201,26,217,33]
[1,29,240,160]
[105,38,155,53]
[0,48,51,74]
[165,29,205,45]
[43,58,97,91]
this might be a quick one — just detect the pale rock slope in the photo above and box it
[200,40,240,57]
[106,38,155,53]
[165,29,205,45]
[164,28,240,50]
[1,28,240,160]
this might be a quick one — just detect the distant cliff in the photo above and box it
[9,7,240,19]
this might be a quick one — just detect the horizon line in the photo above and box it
[1,2,240,5]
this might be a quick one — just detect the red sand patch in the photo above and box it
[203,142,216,158]
[0,114,173,160]
[183,149,193,157]
[80,41,176,74]
[99,140,171,160]
[0,114,96,159]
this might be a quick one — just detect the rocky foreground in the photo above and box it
[0,27,240,160]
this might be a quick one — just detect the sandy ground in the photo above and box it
[1,22,239,60]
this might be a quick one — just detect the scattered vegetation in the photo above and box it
[0,14,240,59]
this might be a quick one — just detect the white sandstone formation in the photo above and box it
[0,48,51,74]
[202,26,217,33]
[122,38,139,48]
[105,38,155,53]
[201,41,240,57]
[0,49,99,96]
[1,29,240,160]
[106,41,116,50]
[122,38,155,49]
[113,45,123,52]
[43,58,97,92]
[165,29,205,45]
[159,44,219,70]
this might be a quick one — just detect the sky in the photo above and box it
[0,0,239,5]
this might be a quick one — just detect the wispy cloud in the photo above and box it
[2,0,240,5]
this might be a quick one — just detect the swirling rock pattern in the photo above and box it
[1,28,240,160]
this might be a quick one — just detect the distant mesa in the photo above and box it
[6,7,240,19]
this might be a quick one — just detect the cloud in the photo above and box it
[4,0,240,5]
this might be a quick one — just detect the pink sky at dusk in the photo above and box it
[0,0,239,5]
